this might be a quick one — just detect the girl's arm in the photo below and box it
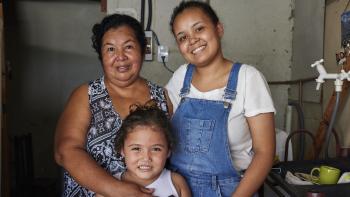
[54,84,153,197]
[232,112,275,197]
[171,172,192,197]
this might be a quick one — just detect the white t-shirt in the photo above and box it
[166,63,276,171]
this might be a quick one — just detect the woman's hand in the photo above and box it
[107,181,154,197]
[96,181,154,197]
[95,182,154,197]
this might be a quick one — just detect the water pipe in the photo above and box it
[311,59,350,90]
[311,59,350,158]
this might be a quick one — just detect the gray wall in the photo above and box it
[289,0,325,156]
[8,0,325,180]
[212,0,294,130]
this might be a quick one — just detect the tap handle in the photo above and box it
[310,59,324,68]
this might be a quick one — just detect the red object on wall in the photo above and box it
[101,0,107,12]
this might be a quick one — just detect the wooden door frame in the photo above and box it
[1,2,11,197]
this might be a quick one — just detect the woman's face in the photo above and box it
[101,26,143,87]
[121,125,170,185]
[173,8,223,67]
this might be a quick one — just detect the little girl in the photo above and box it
[97,100,190,197]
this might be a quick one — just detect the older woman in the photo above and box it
[54,14,170,197]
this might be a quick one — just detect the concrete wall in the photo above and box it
[211,0,294,130]
[289,0,325,157]
[7,0,325,181]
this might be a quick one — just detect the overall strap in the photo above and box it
[179,64,195,97]
[223,62,242,101]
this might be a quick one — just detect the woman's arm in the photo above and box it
[171,172,191,197]
[164,89,174,116]
[54,84,153,197]
[232,112,275,197]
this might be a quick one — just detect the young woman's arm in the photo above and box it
[172,172,192,197]
[54,84,153,197]
[232,112,275,197]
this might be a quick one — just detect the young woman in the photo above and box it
[166,2,276,197]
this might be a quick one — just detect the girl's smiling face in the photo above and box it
[121,125,170,186]
[173,7,224,67]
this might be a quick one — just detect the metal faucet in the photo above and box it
[311,59,350,91]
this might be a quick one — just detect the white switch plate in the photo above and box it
[145,31,153,61]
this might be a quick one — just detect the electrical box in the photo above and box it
[157,45,169,62]
[144,31,153,61]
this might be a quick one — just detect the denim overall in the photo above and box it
[170,63,242,197]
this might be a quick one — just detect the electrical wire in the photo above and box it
[151,30,160,45]
[146,0,152,31]
[141,0,145,29]
[162,56,174,73]
[152,30,174,73]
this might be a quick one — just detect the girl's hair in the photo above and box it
[169,1,220,34]
[91,13,146,61]
[115,100,174,152]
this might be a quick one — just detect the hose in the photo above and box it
[325,91,341,158]
[288,101,305,160]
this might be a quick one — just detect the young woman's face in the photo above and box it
[173,8,223,67]
[101,25,143,87]
[121,125,170,185]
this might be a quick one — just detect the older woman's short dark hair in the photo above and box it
[91,14,146,61]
